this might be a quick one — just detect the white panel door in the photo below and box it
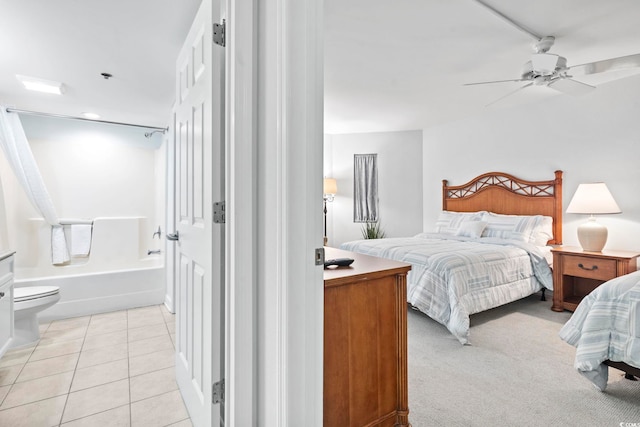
[171,0,224,425]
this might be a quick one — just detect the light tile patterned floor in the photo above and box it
[0,305,192,427]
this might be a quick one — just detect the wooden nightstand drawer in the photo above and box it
[552,246,640,312]
[562,255,616,281]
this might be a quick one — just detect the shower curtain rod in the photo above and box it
[5,108,168,132]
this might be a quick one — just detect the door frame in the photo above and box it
[164,111,177,314]
[225,0,324,425]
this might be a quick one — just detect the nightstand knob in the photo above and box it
[578,263,598,271]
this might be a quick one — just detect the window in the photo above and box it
[353,153,378,223]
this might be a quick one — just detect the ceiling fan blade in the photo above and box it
[547,78,595,96]
[464,78,529,86]
[485,82,534,107]
[569,53,640,76]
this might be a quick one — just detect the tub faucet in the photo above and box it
[153,226,162,239]
[147,249,161,255]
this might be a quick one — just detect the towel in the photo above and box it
[71,224,93,256]
[51,225,70,264]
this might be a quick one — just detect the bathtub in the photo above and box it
[13,217,166,321]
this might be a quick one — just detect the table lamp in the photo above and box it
[566,182,621,252]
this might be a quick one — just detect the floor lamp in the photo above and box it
[323,178,337,246]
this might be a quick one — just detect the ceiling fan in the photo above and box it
[467,0,640,103]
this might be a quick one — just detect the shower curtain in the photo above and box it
[0,106,69,264]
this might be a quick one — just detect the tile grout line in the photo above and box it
[0,305,188,426]
[57,314,91,426]
[0,334,38,412]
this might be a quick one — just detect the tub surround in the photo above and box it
[16,217,158,277]
[12,217,165,322]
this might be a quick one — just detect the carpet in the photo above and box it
[407,292,640,426]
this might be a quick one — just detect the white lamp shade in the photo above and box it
[566,183,621,215]
[323,178,337,195]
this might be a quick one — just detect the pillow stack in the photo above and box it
[433,210,553,246]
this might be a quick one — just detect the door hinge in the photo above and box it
[212,379,225,404]
[214,201,226,224]
[315,247,325,266]
[213,20,226,47]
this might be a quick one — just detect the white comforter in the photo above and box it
[559,270,640,391]
[340,233,552,344]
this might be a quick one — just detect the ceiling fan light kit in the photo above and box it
[528,54,566,77]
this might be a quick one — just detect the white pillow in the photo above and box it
[433,211,485,235]
[455,220,488,239]
[531,216,554,246]
[481,212,543,243]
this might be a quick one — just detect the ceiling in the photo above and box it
[1,0,639,133]
[0,0,201,129]
[324,0,640,134]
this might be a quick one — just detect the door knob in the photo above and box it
[166,231,180,241]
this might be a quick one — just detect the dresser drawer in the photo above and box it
[562,255,616,280]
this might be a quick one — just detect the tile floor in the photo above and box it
[0,304,192,427]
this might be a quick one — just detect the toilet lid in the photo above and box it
[14,286,60,302]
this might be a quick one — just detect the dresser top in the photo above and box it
[0,251,15,262]
[324,246,411,287]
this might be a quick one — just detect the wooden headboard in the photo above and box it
[442,170,563,245]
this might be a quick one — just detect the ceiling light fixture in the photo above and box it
[16,75,65,95]
[81,112,101,120]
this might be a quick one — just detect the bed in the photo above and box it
[559,270,640,391]
[340,170,563,344]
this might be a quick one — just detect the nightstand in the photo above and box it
[551,246,640,312]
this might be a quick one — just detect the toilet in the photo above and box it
[12,286,60,348]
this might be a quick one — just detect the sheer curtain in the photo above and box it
[353,153,378,222]
[0,106,69,264]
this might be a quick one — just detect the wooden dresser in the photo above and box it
[324,247,411,427]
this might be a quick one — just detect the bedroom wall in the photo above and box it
[422,73,640,253]
[324,130,423,247]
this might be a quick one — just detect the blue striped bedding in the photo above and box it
[340,233,553,344]
[559,270,640,391]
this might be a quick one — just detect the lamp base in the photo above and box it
[577,216,608,252]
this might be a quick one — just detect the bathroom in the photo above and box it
[0,112,168,321]
[0,111,190,425]
[0,1,206,424]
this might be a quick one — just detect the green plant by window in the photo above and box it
[361,221,386,239]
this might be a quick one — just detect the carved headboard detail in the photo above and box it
[442,170,563,245]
